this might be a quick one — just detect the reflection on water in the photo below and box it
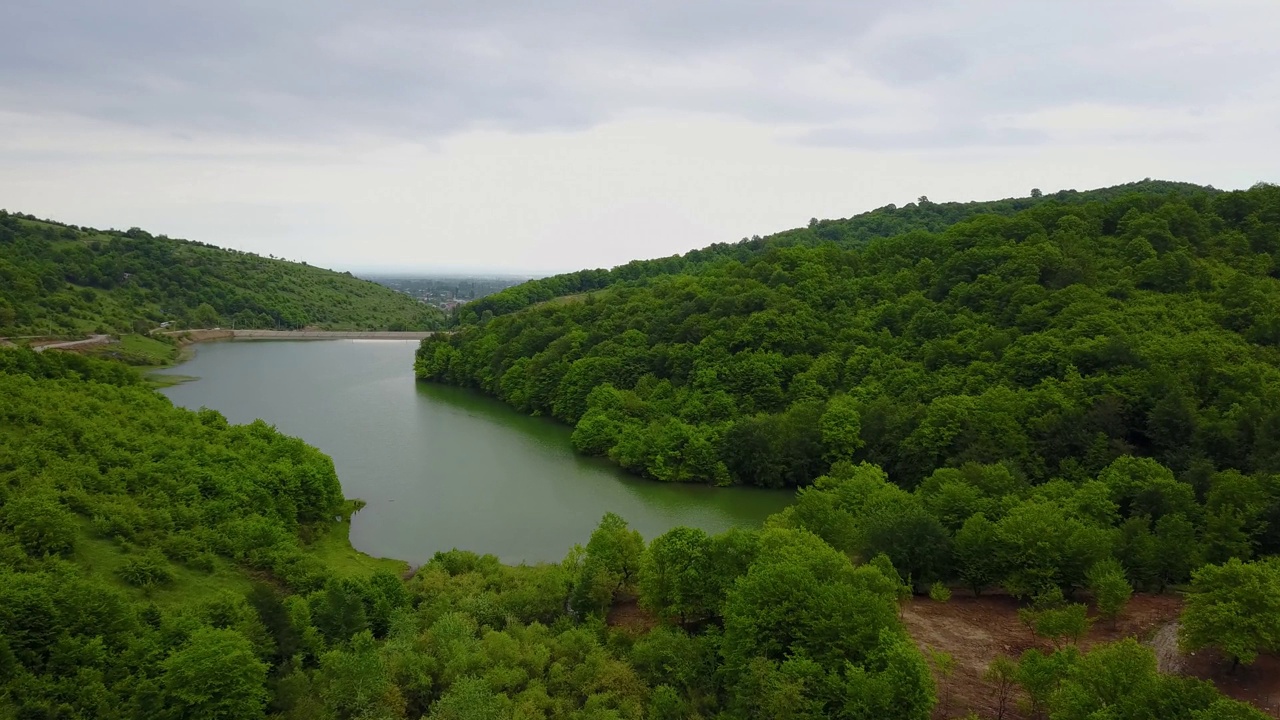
[157,340,791,564]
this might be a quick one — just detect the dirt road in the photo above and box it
[31,334,113,352]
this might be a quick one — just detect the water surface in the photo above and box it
[156,340,790,564]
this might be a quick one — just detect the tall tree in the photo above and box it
[1180,558,1280,669]
[160,628,268,720]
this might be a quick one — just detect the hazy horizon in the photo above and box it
[7,176,1254,279]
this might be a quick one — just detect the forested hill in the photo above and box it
[418,181,1280,490]
[0,211,443,336]
[457,179,1213,323]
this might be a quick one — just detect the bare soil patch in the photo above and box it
[1178,636,1280,717]
[903,592,1278,718]
[607,595,659,635]
[605,589,1278,717]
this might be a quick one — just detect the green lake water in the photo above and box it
[155,340,791,564]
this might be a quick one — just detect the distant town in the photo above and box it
[363,274,534,312]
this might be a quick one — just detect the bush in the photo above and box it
[118,550,174,588]
[928,582,952,603]
[1086,558,1133,623]
[4,494,77,557]
[191,552,218,574]
[162,533,202,563]
[1019,589,1092,646]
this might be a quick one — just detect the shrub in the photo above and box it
[928,582,952,603]
[118,550,174,588]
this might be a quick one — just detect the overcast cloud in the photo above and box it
[2,0,1278,273]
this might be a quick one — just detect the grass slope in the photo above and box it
[82,333,181,367]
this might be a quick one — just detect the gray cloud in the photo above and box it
[10,0,1274,150]
[4,1,896,137]
[797,123,1047,150]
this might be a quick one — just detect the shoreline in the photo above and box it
[165,328,437,343]
[149,329,438,380]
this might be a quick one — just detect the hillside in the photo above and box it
[419,181,1280,488]
[0,211,444,336]
[4,348,1274,719]
[412,180,1280,716]
[457,179,1215,324]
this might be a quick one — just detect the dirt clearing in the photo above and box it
[904,592,1278,718]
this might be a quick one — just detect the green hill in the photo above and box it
[412,179,1280,715]
[0,211,443,336]
[457,179,1215,324]
[420,180,1280,489]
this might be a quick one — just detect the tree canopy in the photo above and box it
[420,183,1280,492]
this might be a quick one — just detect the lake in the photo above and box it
[155,340,791,564]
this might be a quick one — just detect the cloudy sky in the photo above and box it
[3,1,1278,274]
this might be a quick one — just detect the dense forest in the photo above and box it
[455,180,1212,324]
[0,211,443,336]
[3,348,1273,719]
[413,181,1280,713]
[418,183,1280,492]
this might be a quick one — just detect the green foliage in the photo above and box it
[719,529,933,718]
[1018,588,1092,646]
[983,656,1019,720]
[422,183,1280,495]
[1180,557,1280,667]
[86,333,180,366]
[569,512,645,617]
[427,677,506,720]
[1,490,77,557]
[160,627,269,720]
[311,577,372,644]
[638,525,715,623]
[1047,639,1261,720]
[0,344,140,384]
[410,550,570,630]
[928,647,959,718]
[952,512,1002,596]
[1016,646,1079,718]
[118,549,175,588]
[869,553,913,605]
[996,499,1110,598]
[0,211,443,334]
[629,627,721,716]
[311,631,402,720]
[1087,557,1133,622]
[928,581,951,603]
[0,348,349,718]
[820,393,864,464]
